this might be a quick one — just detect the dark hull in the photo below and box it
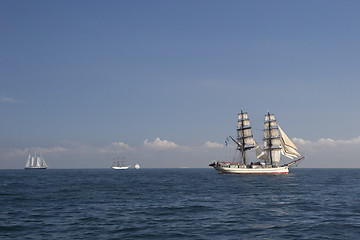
[25,167,47,170]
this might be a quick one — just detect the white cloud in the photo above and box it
[292,136,360,168]
[202,141,223,148]
[292,137,313,145]
[32,146,68,154]
[4,141,132,157]
[0,96,24,103]
[6,146,68,157]
[6,136,360,169]
[143,138,179,150]
[111,141,131,149]
[293,136,360,147]
[96,141,132,153]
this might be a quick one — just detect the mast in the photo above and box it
[237,110,255,165]
[264,112,281,165]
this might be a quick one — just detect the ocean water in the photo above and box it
[1,168,360,239]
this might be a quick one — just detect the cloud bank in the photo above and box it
[143,138,179,149]
[293,136,360,147]
[4,138,225,159]
[5,136,360,169]
[292,136,360,168]
[0,96,24,103]
[202,141,223,148]
[6,146,68,157]
[97,141,132,153]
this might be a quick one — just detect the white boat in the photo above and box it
[112,165,130,170]
[135,163,140,169]
[111,159,130,170]
[25,154,47,170]
[209,111,304,174]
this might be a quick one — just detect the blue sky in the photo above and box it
[1,0,360,168]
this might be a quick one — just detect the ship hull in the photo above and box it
[25,167,47,170]
[212,165,289,174]
[112,166,130,170]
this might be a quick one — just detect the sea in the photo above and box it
[1,168,360,240]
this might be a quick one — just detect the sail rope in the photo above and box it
[217,140,238,163]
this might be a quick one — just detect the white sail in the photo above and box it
[271,149,281,163]
[236,111,255,153]
[278,125,301,159]
[238,111,250,130]
[264,113,282,163]
[280,146,299,159]
[238,112,248,120]
[244,137,255,145]
[264,137,281,147]
[265,114,276,122]
[25,153,47,169]
[254,141,269,161]
[278,125,299,150]
[264,128,280,138]
[36,156,42,167]
[25,155,31,168]
[239,119,251,127]
[264,146,282,162]
[41,156,48,167]
[264,121,277,128]
[238,128,252,138]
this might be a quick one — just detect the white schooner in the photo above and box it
[209,111,304,174]
[25,153,48,170]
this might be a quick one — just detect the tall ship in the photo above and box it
[25,153,48,170]
[111,157,130,170]
[209,111,304,174]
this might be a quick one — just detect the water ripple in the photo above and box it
[1,168,360,239]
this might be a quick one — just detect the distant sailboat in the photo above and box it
[25,154,47,170]
[111,157,130,170]
[135,163,140,169]
[209,111,304,174]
